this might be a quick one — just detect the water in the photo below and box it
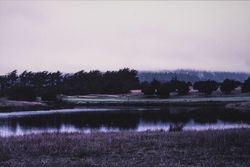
[0,107,249,137]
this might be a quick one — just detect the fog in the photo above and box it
[0,1,250,74]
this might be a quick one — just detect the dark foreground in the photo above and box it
[0,129,250,167]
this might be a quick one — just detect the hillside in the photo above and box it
[138,70,250,83]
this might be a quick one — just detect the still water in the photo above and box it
[0,107,250,136]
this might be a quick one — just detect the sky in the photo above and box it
[0,1,250,74]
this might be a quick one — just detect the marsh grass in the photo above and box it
[0,129,249,167]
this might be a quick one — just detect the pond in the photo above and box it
[0,107,250,136]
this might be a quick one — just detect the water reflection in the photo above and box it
[0,107,250,136]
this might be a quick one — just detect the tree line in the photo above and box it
[141,78,250,96]
[0,68,139,101]
[0,69,250,101]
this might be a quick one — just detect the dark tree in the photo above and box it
[157,82,172,97]
[117,68,139,90]
[8,86,36,101]
[0,75,7,96]
[141,79,189,97]
[141,82,155,95]
[176,81,190,95]
[194,80,218,95]
[220,79,241,94]
[151,79,161,90]
[242,77,250,93]
[168,78,189,95]
[7,70,18,87]
[0,68,140,101]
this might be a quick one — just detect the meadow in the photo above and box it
[0,129,249,167]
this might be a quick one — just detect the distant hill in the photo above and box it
[138,70,250,83]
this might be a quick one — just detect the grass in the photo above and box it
[0,129,249,167]
[0,99,74,112]
[62,95,250,108]
[2,94,250,112]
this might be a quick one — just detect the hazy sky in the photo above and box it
[0,1,250,74]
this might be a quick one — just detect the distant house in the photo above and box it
[211,88,222,96]
[189,86,198,93]
[232,86,242,94]
[130,89,142,94]
[129,90,143,97]
[188,86,200,96]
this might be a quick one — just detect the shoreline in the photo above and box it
[0,129,249,167]
[62,95,250,109]
[0,95,250,112]
[0,101,237,113]
[0,100,74,113]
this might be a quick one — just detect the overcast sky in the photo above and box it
[0,1,250,74]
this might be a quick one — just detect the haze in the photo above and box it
[0,1,250,74]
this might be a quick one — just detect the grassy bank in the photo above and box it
[62,95,250,108]
[0,129,249,167]
[1,95,250,112]
[0,99,74,112]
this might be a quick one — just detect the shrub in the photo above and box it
[176,81,190,95]
[220,79,241,94]
[242,77,250,93]
[141,82,155,95]
[7,86,36,101]
[194,80,218,95]
[157,82,173,97]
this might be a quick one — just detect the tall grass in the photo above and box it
[0,129,249,167]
